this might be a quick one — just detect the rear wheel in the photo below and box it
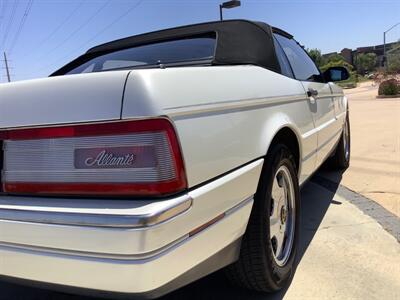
[329,113,350,170]
[226,144,300,292]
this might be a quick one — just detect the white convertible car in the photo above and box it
[0,20,350,298]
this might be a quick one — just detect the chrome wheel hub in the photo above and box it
[269,165,295,267]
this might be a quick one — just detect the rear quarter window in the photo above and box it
[273,37,294,78]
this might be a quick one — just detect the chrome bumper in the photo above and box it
[0,159,263,297]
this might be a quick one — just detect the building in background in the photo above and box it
[323,41,399,69]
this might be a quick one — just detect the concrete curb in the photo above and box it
[312,175,400,243]
[376,94,400,99]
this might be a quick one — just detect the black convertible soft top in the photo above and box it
[51,20,293,76]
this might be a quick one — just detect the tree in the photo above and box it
[318,53,352,70]
[319,58,353,73]
[319,54,355,83]
[355,53,377,74]
[325,53,346,64]
[387,43,400,73]
[307,48,324,67]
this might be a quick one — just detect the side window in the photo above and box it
[274,34,324,82]
[273,37,294,78]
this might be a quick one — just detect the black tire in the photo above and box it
[225,144,300,292]
[329,113,351,170]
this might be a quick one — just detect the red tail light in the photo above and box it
[0,119,187,197]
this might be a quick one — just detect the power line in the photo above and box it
[0,0,10,41]
[0,0,7,29]
[36,0,143,74]
[8,0,34,54]
[29,0,84,56]
[77,0,143,51]
[1,0,19,48]
[37,0,110,60]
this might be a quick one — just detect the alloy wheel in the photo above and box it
[269,165,296,267]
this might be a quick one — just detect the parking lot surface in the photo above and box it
[340,83,400,217]
[1,175,399,300]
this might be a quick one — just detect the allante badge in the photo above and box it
[74,146,157,169]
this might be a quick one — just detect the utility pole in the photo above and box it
[3,52,11,82]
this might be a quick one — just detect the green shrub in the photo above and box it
[338,82,357,89]
[378,79,399,95]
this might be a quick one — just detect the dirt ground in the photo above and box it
[326,81,400,217]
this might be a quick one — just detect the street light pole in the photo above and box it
[383,22,400,73]
[219,1,241,21]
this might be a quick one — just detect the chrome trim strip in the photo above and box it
[0,194,192,228]
[302,118,336,139]
[336,111,347,120]
[302,127,343,162]
[331,93,344,98]
[165,94,307,119]
[225,195,253,216]
[0,195,254,261]
[0,234,189,262]
[165,92,343,119]
[316,93,342,99]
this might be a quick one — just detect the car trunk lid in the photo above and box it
[0,71,130,129]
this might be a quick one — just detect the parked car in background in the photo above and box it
[0,20,350,298]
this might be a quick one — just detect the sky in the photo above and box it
[0,0,399,83]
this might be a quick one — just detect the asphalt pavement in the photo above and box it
[341,83,400,217]
[1,170,399,300]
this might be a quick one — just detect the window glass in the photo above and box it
[274,34,323,82]
[273,37,294,78]
[80,64,95,73]
[67,35,216,75]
